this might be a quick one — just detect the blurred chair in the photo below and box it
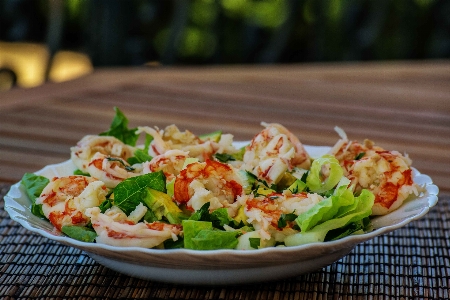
[0,41,49,89]
[48,51,93,83]
[0,68,17,91]
[0,41,93,90]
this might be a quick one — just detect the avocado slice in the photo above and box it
[142,188,185,224]
[198,130,222,142]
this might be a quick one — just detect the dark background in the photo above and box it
[1,0,449,67]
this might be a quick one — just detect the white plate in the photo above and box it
[4,145,439,285]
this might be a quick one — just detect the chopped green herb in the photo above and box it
[249,238,261,249]
[355,152,366,160]
[106,157,135,171]
[278,213,297,228]
[214,153,236,163]
[73,169,90,176]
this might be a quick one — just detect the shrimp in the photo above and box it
[85,206,181,248]
[242,123,311,185]
[173,159,244,212]
[243,192,323,243]
[36,176,107,231]
[329,127,418,215]
[245,192,323,231]
[137,124,238,162]
[71,135,136,173]
[142,149,190,181]
[87,152,140,188]
[135,126,170,157]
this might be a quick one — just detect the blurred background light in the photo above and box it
[48,50,93,83]
[0,41,49,88]
[0,0,448,90]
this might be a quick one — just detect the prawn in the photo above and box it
[137,124,238,162]
[242,122,311,185]
[245,192,323,231]
[71,135,136,173]
[173,159,244,212]
[36,176,107,231]
[85,206,181,248]
[329,127,418,215]
[142,149,190,181]
[87,152,140,188]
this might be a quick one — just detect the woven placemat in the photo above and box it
[1,183,449,300]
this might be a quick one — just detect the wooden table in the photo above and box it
[1,60,449,193]
[1,60,449,299]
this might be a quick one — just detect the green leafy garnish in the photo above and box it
[285,189,374,246]
[249,237,261,249]
[113,171,166,215]
[99,199,112,213]
[286,179,307,194]
[214,153,236,163]
[106,157,135,171]
[354,152,365,160]
[189,202,211,221]
[21,173,49,219]
[163,237,185,249]
[73,169,90,176]
[127,149,153,165]
[277,213,297,228]
[99,107,139,146]
[324,217,369,241]
[189,203,238,229]
[182,220,240,250]
[61,225,97,243]
[295,185,355,232]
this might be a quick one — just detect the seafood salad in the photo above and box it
[21,107,420,250]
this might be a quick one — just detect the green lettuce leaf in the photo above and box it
[21,173,49,219]
[190,229,239,250]
[182,219,212,249]
[324,217,370,241]
[127,149,153,165]
[98,199,112,213]
[113,171,166,215]
[73,169,90,176]
[61,225,97,243]
[183,219,240,250]
[188,203,238,229]
[295,185,355,232]
[284,189,374,246]
[99,107,139,146]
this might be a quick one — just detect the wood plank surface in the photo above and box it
[1,60,449,193]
